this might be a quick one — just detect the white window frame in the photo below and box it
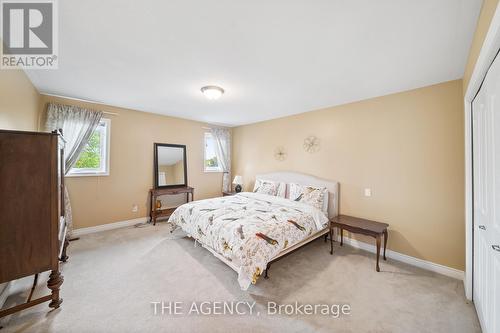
[67,118,111,177]
[204,132,222,173]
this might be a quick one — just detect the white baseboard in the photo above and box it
[337,235,464,281]
[72,217,149,237]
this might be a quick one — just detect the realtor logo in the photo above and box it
[1,0,58,69]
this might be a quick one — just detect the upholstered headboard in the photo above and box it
[255,172,339,218]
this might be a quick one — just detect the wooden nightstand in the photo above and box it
[330,215,389,272]
[222,191,237,196]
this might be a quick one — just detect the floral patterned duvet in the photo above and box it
[168,192,328,290]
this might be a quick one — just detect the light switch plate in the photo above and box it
[132,204,138,212]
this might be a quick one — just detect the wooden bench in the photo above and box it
[330,215,389,272]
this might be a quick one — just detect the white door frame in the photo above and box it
[464,4,500,300]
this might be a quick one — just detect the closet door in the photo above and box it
[472,52,500,333]
[487,53,500,333]
[472,79,491,332]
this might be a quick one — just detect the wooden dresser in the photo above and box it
[0,130,67,318]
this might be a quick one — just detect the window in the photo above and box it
[204,132,221,172]
[68,118,110,176]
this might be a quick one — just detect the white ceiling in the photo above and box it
[26,0,482,126]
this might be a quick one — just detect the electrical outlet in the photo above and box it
[132,204,138,212]
[364,188,372,197]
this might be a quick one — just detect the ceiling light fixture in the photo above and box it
[201,85,224,100]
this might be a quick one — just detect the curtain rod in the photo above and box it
[203,125,230,130]
[42,92,119,116]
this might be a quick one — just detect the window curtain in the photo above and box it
[211,127,231,192]
[44,103,103,236]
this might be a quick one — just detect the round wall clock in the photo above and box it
[274,146,287,161]
[303,135,320,153]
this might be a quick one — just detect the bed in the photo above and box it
[168,172,339,290]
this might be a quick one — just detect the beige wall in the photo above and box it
[0,70,40,131]
[232,80,465,270]
[463,0,500,91]
[40,95,223,229]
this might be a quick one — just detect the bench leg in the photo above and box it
[340,228,343,246]
[376,235,381,272]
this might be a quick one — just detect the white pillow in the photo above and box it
[289,183,328,214]
[276,182,286,198]
[253,179,286,197]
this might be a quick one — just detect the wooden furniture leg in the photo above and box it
[329,227,334,255]
[264,263,271,279]
[0,295,52,318]
[60,238,69,262]
[375,235,381,272]
[149,190,153,224]
[27,274,39,303]
[47,269,63,309]
[383,230,388,260]
[152,192,157,226]
[340,228,343,246]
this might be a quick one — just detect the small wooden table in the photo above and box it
[149,186,194,225]
[330,215,389,272]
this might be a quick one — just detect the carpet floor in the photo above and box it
[0,223,480,333]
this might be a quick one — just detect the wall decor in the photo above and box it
[274,146,287,161]
[303,135,320,153]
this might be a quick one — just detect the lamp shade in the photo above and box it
[232,175,243,185]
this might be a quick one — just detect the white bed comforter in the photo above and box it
[168,192,328,290]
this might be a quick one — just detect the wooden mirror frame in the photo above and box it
[153,143,188,189]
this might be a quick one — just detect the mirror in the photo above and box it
[154,143,187,188]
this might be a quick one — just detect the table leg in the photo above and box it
[152,194,157,226]
[383,229,388,260]
[329,228,334,255]
[149,192,153,224]
[340,228,343,246]
[376,235,381,272]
